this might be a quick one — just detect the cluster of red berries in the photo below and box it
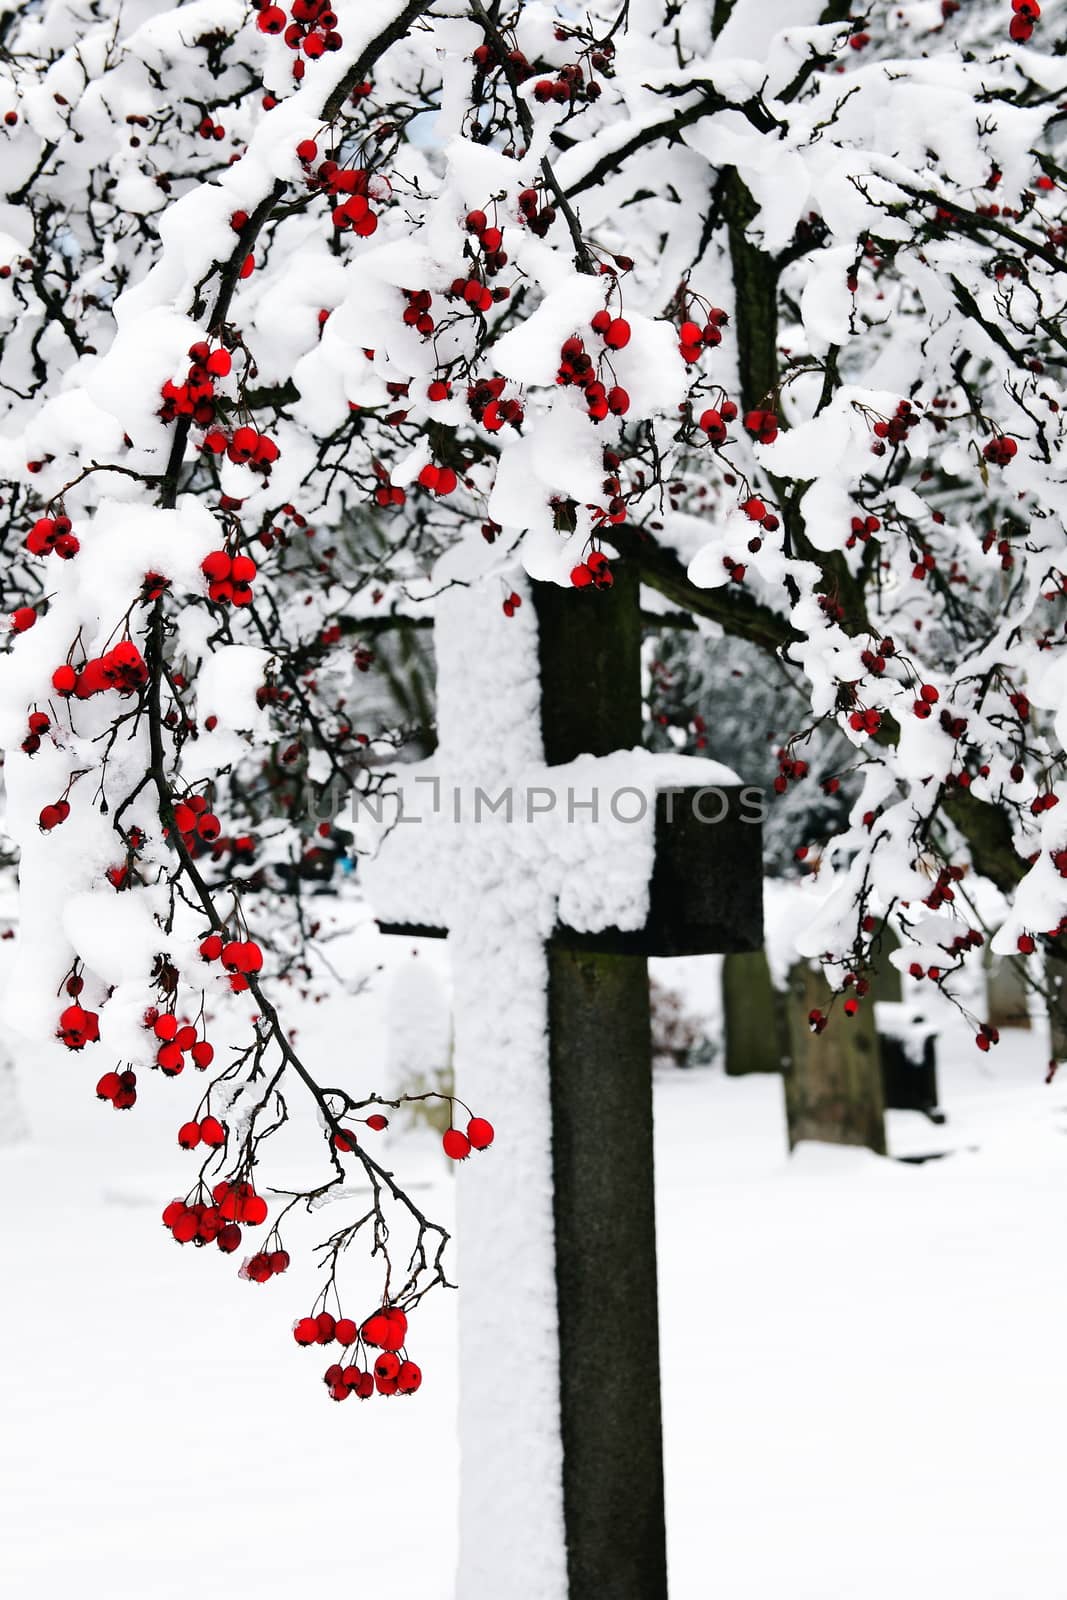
[178,1115,226,1150]
[371,458,406,509]
[417,462,459,497]
[982,434,1018,467]
[698,400,738,445]
[145,1009,216,1075]
[517,185,557,238]
[243,1247,290,1283]
[532,61,599,105]
[772,753,809,796]
[847,514,881,549]
[556,315,632,421]
[1030,790,1058,817]
[589,450,629,529]
[472,35,533,77]
[162,1194,241,1251]
[403,288,435,335]
[982,529,1016,571]
[160,341,233,426]
[254,0,342,72]
[212,1178,269,1225]
[848,706,883,737]
[912,682,940,719]
[26,513,78,559]
[201,424,280,471]
[294,1306,421,1400]
[744,408,779,445]
[467,375,523,433]
[197,116,225,142]
[502,591,522,619]
[296,149,380,237]
[170,793,222,852]
[39,797,71,832]
[446,273,496,315]
[21,709,51,755]
[51,641,148,702]
[677,307,727,365]
[924,863,964,911]
[871,398,919,452]
[975,1021,1000,1053]
[441,1115,494,1161]
[464,208,508,274]
[570,550,613,590]
[200,932,264,993]
[740,495,779,532]
[859,635,896,675]
[1009,0,1040,43]
[201,548,257,605]
[58,1002,100,1049]
[96,1069,137,1109]
[910,547,937,583]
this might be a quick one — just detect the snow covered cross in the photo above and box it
[363,555,762,1600]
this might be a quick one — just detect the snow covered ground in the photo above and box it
[2,989,1064,1599]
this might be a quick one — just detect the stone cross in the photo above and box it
[363,559,763,1600]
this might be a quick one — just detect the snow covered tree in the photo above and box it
[0,0,1064,1392]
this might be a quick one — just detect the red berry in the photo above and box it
[397,1360,422,1394]
[178,1121,201,1149]
[200,1115,226,1147]
[294,1318,318,1346]
[467,1116,494,1150]
[443,1128,471,1160]
[604,317,631,349]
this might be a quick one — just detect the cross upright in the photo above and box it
[364,557,763,1600]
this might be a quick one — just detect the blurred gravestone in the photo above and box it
[385,951,453,1135]
[876,1002,943,1123]
[985,950,1031,1031]
[722,949,785,1074]
[783,961,886,1154]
